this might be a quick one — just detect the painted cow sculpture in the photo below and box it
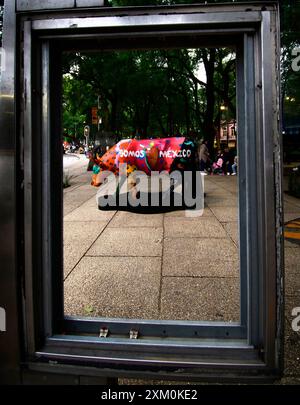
[91,137,196,186]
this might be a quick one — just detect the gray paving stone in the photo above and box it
[64,184,98,216]
[223,222,239,246]
[206,189,231,197]
[285,296,300,319]
[163,238,239,277]
[285,247,300,270]
[160,277,239,322]
[164,207,213,217]
[108,211,163,228]
[163,258,239,277]
[64,196,116,222]
[61,171,300,381]
[202,182,218,192]
[285,248,300,299]
[285,239,300,248]
[164,217,228,239]
[284,202,300,213]
[283,314,300,377]
[284,193,300,206]
[63,221,107,277]
[285,270,300,297]
[284,213,300,223]
[64,182,96,196]
[64,256,161,319]
[205,196,238,208]
[87,227,163,257]
[210,206,238,222]
[63,173,93,192]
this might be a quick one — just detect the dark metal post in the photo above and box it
[0,0,21,384]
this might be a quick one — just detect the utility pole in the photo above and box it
[84,125,90,147]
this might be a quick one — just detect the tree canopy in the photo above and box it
[62,48,236,145]
[0,0,299,150]
[280,0,300,126]
[0,5,3,47]
[61,0,300,148]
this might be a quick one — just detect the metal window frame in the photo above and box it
[0,2,283,382]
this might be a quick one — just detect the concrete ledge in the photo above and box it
[76,0,105,7]
[17,0,76,10]
[17,0,105,11]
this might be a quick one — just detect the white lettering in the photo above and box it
[127,170,149,208]
[96,171,118,208]
[100,389,135,403]
[0,48,6,73]
[96,165,204,217]
[0,307,6,332]
[119,150,147,158]
[292,307,300,332]
[292,47,300,72]
[159,149,192,158]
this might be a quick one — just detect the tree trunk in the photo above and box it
[110,93,118,133]
[184,92,190,137]
[203,49,217,150]
[142,98,151,138]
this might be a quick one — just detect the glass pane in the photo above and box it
[62,47,240,323]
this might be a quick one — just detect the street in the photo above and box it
[63,153,90,179]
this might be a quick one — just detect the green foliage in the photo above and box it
[62,48,236,143]
[0,6,3,47]
[280,0,300,136]
[61,0,300,146]
[83,305,95,315]
[62,72,96,138]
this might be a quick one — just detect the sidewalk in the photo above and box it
[63,171,300,383]
[282,188,300,383]
[64,174,240,322]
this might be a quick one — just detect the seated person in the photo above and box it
[231,155,238,175]
[212,151,224,175]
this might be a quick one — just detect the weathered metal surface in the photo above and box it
[17,0,76,11]
[17,0,105,11]
[32,12,262,30]
[0,0,20,384]
[76,0,105,7]
[0,1,282,383]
